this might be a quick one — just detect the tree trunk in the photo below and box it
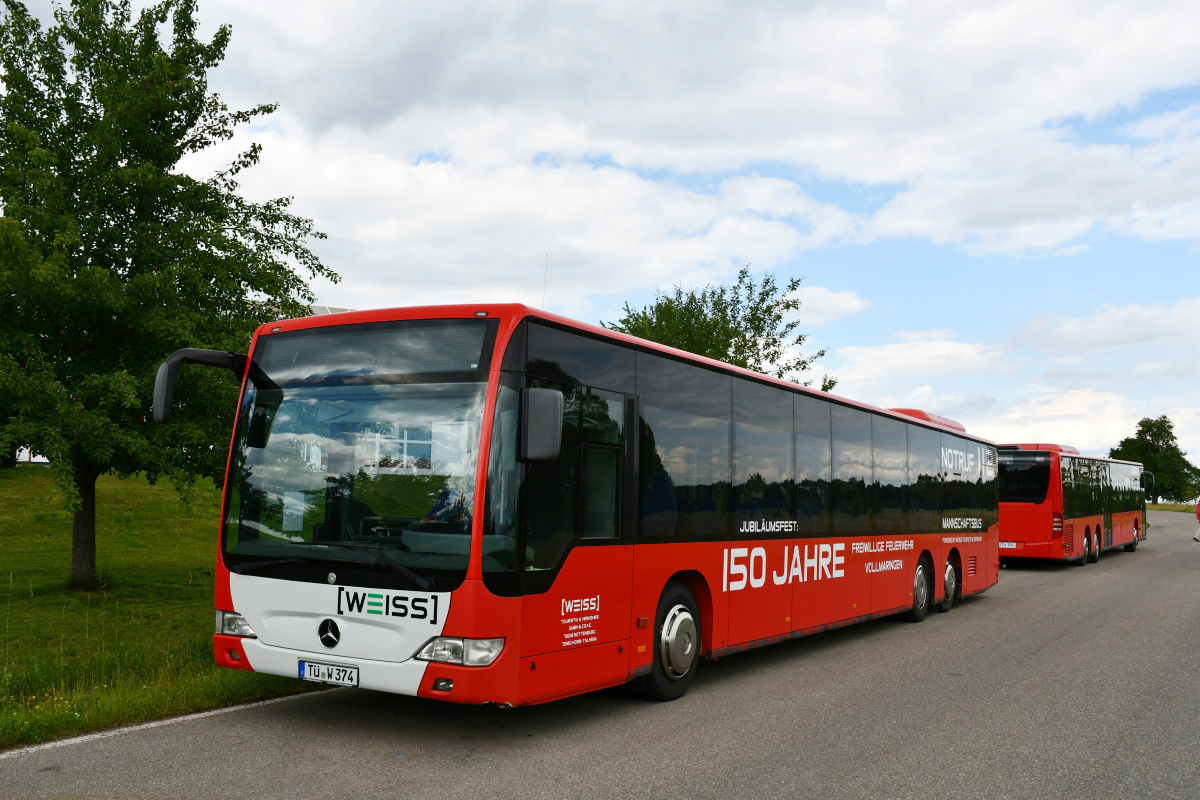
[71,466,101,589]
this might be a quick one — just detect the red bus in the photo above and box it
[154,304,999,704]
[997,444,1148,563]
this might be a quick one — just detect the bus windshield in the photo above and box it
[222,319,496,586]
[998,452,1051,504]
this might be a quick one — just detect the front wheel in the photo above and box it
[644,582,701,701]
[907,560,931,623]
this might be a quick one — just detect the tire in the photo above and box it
[907,559,931,623]
[1087,531,1101,563]
[644,582,701,701]
[1080,533,1093,564]
[937,558,959,613]
[1124,532,1138,552]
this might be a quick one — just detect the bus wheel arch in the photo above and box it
[666,570,713,656]
[1125,520,1139,552]
[644,579,703,701]
[937,549,962,613]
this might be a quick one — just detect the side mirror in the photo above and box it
[520,388,563,461]
[154,348,247,423]
[1141,470,1155,496]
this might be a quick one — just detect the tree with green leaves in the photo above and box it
[1109,416,1200,502]
[0,0,338,587]
[603,267,836,391]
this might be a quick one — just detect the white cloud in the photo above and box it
[791,287,872,326]
[23,0,1200,260]
[832,332,1014,398]
[1019,297,1200,353]
[887,385,998,432]
[168,0,1200,261]
[973,388,1140,455]
[180,121,878,313]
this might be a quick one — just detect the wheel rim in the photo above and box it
[659,603,698,680]
[914,565,929,609]
[943,561,956,604]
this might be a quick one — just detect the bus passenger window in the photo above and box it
[582,447,620,538]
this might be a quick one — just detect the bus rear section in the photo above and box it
[997,447,1075,561]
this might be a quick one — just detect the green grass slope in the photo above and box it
[0,466,318,751]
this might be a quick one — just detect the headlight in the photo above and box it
[216,610,257,638]
[415,637,504,666]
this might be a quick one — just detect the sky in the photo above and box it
[25,0,1200,460]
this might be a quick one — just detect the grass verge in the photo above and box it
[0,465,321,752]
[1147,503,1196,513]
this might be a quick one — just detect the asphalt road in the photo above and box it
[3,511,1199,800]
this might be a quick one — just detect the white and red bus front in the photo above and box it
[211,308,524,703]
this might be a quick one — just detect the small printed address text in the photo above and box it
[560,595,600,648]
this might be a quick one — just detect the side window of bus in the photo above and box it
[980,445,999,530]
[638,354,731,539]
[940,433,969,518]
[1061,457,1076,518]
[526,322,636,393]
[734,379,793,529]
[482,376,522,573]
[908,425,942,530]
[831,406,871,533]
[580,388,623,539]
[872,415,908,532]
[795,395,832,535]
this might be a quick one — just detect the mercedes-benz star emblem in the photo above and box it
[327,572,337,585]
[318,618,341,649]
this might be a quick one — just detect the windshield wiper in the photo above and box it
[229,549,435,591]
[229,557,307,574]
[317,542,436,591]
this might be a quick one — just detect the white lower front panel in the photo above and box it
[242,638,431,695]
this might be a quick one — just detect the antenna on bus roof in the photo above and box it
[541,253,549,309]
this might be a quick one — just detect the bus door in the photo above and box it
[517,384,634,701]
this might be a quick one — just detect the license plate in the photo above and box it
[998,541,1017,550]
[299,660,359,687]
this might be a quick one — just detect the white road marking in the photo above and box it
[0,692,322,760]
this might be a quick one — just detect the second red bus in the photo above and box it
[997,443,1147,563]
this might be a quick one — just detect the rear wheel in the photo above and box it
[937,558,959,613]
[644,582,701,701]
[1080,532,1094,564]
[1088,530,1101,563]
[907,559,931,622]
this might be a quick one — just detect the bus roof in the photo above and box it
[888,408,967,433]
[998,443,1144,468]
[254,303,995,444]
[1000,443,1081,454]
